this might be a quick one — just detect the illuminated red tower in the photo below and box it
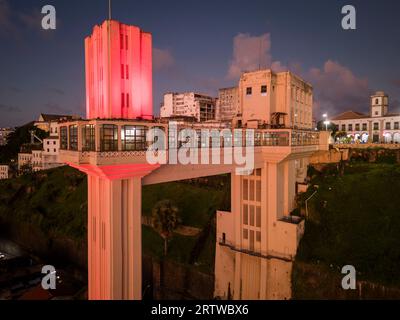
[85,20,153,119]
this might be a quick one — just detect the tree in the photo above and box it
[151,200,181,256]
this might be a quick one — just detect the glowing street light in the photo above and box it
[322,113,330,131]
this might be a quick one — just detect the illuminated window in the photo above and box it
[60,126,68,150]
[82,124,95,151]
[121,125,147,151]
[69,125,78,151]
[100,124,118,151]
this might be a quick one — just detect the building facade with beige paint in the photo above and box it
[238,70,313,130]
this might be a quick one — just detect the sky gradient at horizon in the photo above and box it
[0,0,400,127]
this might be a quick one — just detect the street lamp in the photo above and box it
[322,113,329,131]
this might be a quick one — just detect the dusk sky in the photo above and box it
[1,0,400,127]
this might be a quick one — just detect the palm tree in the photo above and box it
[151,200,180,256]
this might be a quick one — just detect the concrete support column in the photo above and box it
[87,174,142,300]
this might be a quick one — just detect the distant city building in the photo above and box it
[331,91,400,143]
[160,92,217,122]
[18,114,67,173]
[0,128,14,146]
[217,87,240,121]
[238,69,313,129]
[85,20,153,120]
[0,165,9,180]
[34,114,79,134]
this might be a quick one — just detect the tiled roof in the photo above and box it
[331,111,368,121]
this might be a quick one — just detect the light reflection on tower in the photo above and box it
[85,20,153,120]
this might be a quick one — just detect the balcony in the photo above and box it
[58,119,321,166]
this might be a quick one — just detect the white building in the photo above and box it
[160,92,216,122]
[217,87,240,121]
[331,91,400,143]
[0,165,9,180]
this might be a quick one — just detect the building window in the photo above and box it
[246,87,252,95]
[386,122,391,130]
[394,122,399,130]
[120,34,124,50]
[125,35,128,50]
[374,122,379,130]
[121,125,147,151]
[243,229,248,240]
[341,124,346,131]
[375,111,379,115]
[100,124,118,151]
[243,204,248,225]
[375,98,379,105]
[126,93,130,108]
[69,125,78,151]
[121,64,124,79]
[82,124,95,151]
[121,93,125,108]
[261,85,267,95]
[348,124,353,131]
[355,124,360,131]
[362,123,367,131]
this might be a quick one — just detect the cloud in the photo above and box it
[153,48,174,71]
[306,60,371,116]
[44,102,72,114]
[0,0,18,37]
[392,79,400,88]
[226,33,286,80]
[0,1,58,40]
[0,103,21,112]
[48,87,65,95]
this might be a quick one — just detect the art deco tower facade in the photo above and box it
[85,20,153,119]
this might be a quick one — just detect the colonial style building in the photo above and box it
[160,92,217,122]
[237,70,313,130]
[331,91,400,143]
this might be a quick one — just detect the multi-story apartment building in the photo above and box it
[331,91,400,143]
[0,128,14,146]
[238,69,313,129]
[0,165,9,180]
[217,87,240,121]
[160,92,217,122]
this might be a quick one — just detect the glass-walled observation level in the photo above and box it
[58,119,321,166]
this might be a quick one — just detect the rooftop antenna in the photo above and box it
[108,0,112,20]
